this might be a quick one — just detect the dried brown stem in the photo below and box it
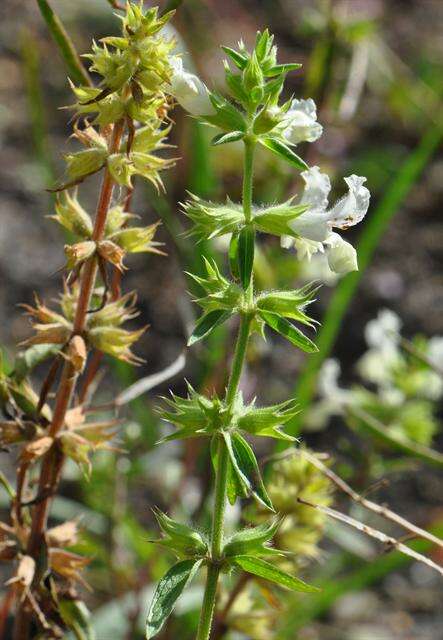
[298,497,443,576]
[277,449,443,550]
[12,120,124,640]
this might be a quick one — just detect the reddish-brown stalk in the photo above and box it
[12,120,124,640]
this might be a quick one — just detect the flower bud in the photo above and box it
[325,233,358,274]
[168,57,215,116]
[110,223,163,254]
[50,192,93,238]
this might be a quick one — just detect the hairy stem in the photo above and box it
[13,120,124,640]
[196,139,255,640]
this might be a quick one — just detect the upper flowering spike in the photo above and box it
[71,2,176,126]
[282,167,371,275]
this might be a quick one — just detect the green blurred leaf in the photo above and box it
[211,131,244,146]
[59,599,95,640]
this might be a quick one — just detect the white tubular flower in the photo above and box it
[282,166,370,275]
[283,98,323,145]
[168,57,215,116]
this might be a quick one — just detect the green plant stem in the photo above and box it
[242,138,255,224]
[196,139,256,640]
[196,564,221,640]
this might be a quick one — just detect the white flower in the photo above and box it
[283,98,323,145]
[281,166,370,274]
[357,309,402,386]
[168,57,215,116]
[427,336,443,371]
[365,309,401,351]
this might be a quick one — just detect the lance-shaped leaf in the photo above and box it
[259,311,318,353]
[237,226,255,290]
[188,309,232,347]
[223,431,274,510]
[231,555,319,593]
[253,201,309,237]
[258,137,308,170]
[152,509,208,558]
[146,559,203,639]
[236,397,298,441]
[222,46,248,70]
[183,195,245,239]
[223,519,281,558]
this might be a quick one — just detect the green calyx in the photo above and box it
[160,384,298,445]
[183,195,310,242]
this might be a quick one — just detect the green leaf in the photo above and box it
[59,599,95,640]
[146,559,202,638]
[212,131,244,146]
[237,226,255,290]
[188,310,232,346]
[224,431,274,510]
[13,344,60,382]
[231,555,320,593]
[222,46,248,70]
[265,63,302,77]
[260,311,318,353]
[258,137,308,170]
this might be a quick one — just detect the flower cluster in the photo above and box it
[310,309,442,448]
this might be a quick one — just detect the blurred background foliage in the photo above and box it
[0,0,442,638]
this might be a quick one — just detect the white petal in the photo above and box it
[300,166,331,212]
[328,174,370,229]
[289,210,330,241]
[168,57,215,116]
[280,235,294,249]
[294,237,324,261]
[283,98,323,144]
[325,232,358,274]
